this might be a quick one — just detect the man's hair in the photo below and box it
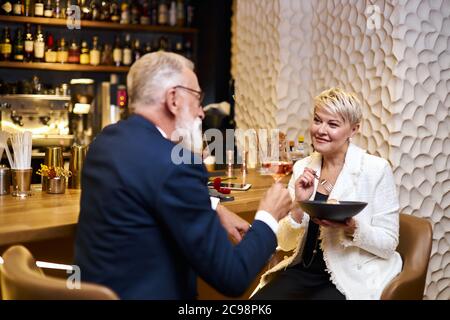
[314,87,362,125]
[127,52,195,110]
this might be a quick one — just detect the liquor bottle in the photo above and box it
[67,39,80,63]
[99,0,109,21]
[110,0,119,23]
[89,35,100,66]
[122,34,132,66]
[144,41,152,54]
[65,0,75,20]
[56,37,68,63]
[80,0,90,20]
[296,135,306,159]
[130,0,139,25]
[44,32,57,63]
[184,39,192,60]
[112,35,122,66]
[174,41,183,55]
[185,0,194,27]
[23,0,31,16]
[0,27,12,61]
[158,0,168,26]
[120,2,130,24]
[132,38,141,62]
[13,0,22,16]
[79,40,89,64]
[34,0,44,17]
[1,1,12,15]
[100,43,113,65]
[24,23,33,62]
[43,0,53,17]
[33,25,45,62]
[90,0,99,21]
[13,28,24,61]
[176,0,184,27]
[53,0,63,18]
[158,36,168,51]
[140,1,150,25]
[150,0,158,25]
[168,0,176,27]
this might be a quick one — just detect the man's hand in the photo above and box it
[216,204,251,244]
[258,182,292,222]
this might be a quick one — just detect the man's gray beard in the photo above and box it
[174,116,203,154]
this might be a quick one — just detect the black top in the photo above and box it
[295,191,328,274]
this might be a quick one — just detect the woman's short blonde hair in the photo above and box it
[314,87,362,125]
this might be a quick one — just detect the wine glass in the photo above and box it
[259,136,293,183]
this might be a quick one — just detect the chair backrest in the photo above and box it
[0,245,118,300]
[381,214,433,300]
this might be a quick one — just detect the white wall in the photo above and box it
[233,0,449,299]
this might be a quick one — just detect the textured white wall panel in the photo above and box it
[390,0,450,300]
[234,0,280,131]
[233,0,449,299]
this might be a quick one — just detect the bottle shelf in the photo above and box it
[0,15,198,34]
[0,61,129,72]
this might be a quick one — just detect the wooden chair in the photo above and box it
[0,245,118,300]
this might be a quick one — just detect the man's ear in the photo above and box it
[165,87,179,116]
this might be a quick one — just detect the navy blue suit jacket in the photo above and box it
[74,114,276,299]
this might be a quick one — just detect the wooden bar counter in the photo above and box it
[0,170,284,299]
[0,170,276,246]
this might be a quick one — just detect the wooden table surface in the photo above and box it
[0,170,284,246]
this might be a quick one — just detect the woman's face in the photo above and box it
[310,107,359,156]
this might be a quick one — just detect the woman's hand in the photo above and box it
[312,217,356,237]
[295,167,316,202]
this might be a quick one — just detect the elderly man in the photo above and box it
[74,52,292,299]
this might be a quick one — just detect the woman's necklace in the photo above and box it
[301,228,320,268]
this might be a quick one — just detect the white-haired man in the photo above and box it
[75,52,292,299]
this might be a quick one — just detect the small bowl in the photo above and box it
[299,200,368,222]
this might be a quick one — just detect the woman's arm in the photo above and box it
[344,161,400,259]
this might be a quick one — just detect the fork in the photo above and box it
[312,172,334,194]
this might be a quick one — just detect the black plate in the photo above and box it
[299,200,368,222]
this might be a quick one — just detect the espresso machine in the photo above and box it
[0,94,73,148]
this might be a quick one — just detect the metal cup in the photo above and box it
[42,146,64,191]
[11,168,32,197]
[68,144,87,189]
[0,165,11,195]
[47,176,66,194]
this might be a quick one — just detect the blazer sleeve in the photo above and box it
[278,159,310,251]
[345,161,400,259]
[154,161,277,297]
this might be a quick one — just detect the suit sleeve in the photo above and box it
[153,162,277,297]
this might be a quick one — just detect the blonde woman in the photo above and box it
[252,88,402,300]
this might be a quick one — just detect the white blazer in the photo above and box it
[253,143,403,300]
